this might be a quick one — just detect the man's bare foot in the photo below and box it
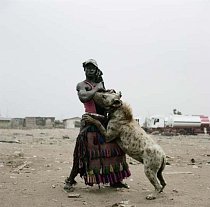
[64,178,77,191]
[110,182,129,189]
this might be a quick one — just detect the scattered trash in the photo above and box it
[164,171,193,175]
[173,189,178,193]
[56,167,62,170]
[14,151,24,157]
[10,176,16,179]
[68,193,80,198]
[111,200,135,207]
[26,134,33,136]
[191,158,195,164]
[13,161,31,173]
[116,188,126,192]
[63,136,70,139]
[166,161,171,165]
[120,200,129,205]
[0,140,20,144]
[0,129,209,206]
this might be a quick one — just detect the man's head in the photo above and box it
[83,59,98,69]
[83,59,103,83]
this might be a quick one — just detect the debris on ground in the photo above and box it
[68,193,80,198]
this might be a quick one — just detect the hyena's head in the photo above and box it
[93,90,122,111]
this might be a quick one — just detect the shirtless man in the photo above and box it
[64,59,130,190]
[64,59,105,190]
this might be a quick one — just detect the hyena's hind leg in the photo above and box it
[157,157,167,192]
[144,165,163,200]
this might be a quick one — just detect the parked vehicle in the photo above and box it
[143,114,210,135]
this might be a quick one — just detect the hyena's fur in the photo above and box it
[83,91,167,200]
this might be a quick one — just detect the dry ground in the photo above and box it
[0,129,210,207]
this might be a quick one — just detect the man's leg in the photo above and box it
[64,140,79,190]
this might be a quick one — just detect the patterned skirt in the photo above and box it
[77,125,131,186]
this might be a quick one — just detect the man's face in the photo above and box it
[84,64,97,78]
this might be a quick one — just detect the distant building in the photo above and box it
[11,118,25,128]
[0,117,11,128]
[25,117,55,129]
[54,120,65,128]
[63,117,81,129]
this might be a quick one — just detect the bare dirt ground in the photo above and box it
[0,128,210,207]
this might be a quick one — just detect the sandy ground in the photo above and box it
[0,128,210,207]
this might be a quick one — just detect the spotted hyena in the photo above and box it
[83,91,167,200]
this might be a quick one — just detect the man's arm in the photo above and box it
[77,82,105,103]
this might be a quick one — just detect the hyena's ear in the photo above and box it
[106,89,116,93]
[119,91,122,98]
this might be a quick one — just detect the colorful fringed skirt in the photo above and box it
[78,125,131,186]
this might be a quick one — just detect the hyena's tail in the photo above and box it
[157,155,167,192]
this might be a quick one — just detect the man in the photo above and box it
[64,59,130,190]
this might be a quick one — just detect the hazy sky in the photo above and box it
[0,0,210,122]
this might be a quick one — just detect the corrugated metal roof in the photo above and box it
[0,117,11,121]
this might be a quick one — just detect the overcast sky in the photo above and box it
[0,0,210,122]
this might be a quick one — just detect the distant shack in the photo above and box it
[0,116,81,129]
[0,117,11,128]
[25,117,55,129]
[63,117,81,129]
[11,118,25,129]
[0,117,56,129]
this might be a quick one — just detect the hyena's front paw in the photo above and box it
[146,193,156,200]
[82,114,96,124]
